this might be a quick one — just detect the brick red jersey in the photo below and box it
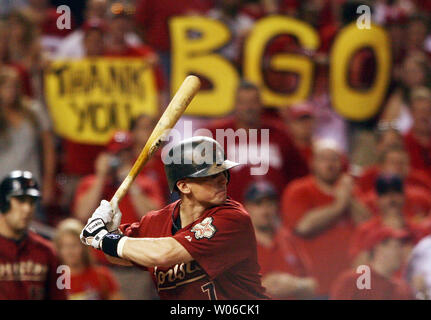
[0,232,66,300]
[119,198,269,300]
[330,268,413,300]
[67,266,119,300]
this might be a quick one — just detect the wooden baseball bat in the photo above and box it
[110,75,201,206]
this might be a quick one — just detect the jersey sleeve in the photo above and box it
[173,210,255,280]
[119,213,150,238]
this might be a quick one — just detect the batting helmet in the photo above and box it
[0,170,41,213]
[163,136,240,193]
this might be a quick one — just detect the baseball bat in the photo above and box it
[110,75,201,206]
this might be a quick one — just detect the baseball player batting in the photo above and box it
[80,136,270,299]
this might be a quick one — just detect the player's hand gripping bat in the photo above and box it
[110,75,201,207]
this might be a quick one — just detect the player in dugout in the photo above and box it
[0,170,66,299]
[80,136,270,300]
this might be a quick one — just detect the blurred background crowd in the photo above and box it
[1,0,431,300]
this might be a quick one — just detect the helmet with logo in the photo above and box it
[163,136,240,193]
[0,170,41,213]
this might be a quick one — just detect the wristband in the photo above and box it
[101,233,124,258]
[116,236,128,258]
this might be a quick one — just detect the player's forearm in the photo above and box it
[120,237,193,268]
[105,254,133,266]
[295,202,345,237]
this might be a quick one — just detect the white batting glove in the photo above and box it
[88,200,114,225]
[80,218,108,249]
[106,201,122,232]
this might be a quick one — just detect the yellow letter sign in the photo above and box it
[170,16,239,116]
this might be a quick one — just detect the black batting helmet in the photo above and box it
[163,136,240,193]
[0,170,41,213]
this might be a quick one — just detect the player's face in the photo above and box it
[184,172,228,207]
[57,232,86,268]
[4,196,36,234]
[312,148,342,185]
[246,198,278,231]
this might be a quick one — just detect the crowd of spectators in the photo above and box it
[1,0,431,300]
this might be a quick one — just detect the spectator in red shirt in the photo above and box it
[357,147,431,223]
[357,144,431,195]
[351,174,422,268]
[73,130,164,225]
[54,218,123,300]
[207,80,309,203]
[244,181,317,299]
[331,226,413,300]
[281,139,371,297]
[404,87,431,179]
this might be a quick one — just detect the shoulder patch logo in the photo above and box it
[191,217,216,240]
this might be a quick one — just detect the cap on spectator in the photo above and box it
[362,227,409,252]
[287,102,315,120]
[82,18,107,34]
[244,181,278,203]
[107,131,133,154]
[375,174,404,196]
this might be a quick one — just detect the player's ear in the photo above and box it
[176,179,191,195]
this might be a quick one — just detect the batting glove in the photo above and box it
[106,201,122,232]
[89,200,114,225]
[80,218,109,249]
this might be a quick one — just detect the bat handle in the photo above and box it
[110,175,133,207]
